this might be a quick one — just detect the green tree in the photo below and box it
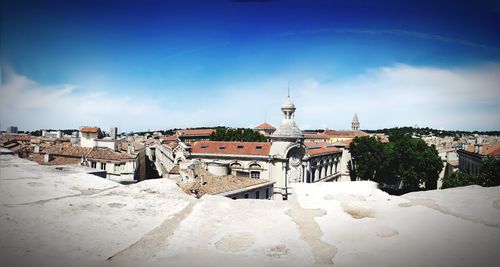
[209,127,267,142]
[349,136,385,181]
[442,172,478,189]
[349,135,443,192]
[478,157,500,187]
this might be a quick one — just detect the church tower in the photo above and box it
[270,96,304,142]
[352,113,360,131]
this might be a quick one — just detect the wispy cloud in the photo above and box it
[278,28,496,51]
[1,63,499,131]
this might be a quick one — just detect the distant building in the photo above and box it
[110,127,118,140]
[79,127,104,148]
[254,122,276,136]
[351,113,360,131]
[457,144,500,176]
[176,129,215,142]
[6,126,18,134]
[323,130,369,145]
[42,130,62,139]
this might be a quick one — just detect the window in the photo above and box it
[266,188,270,199]
[244,193,249,199]
[91,161,96,168]
[256,190,260,199]
[101,163,106,170]
[201,145,208,149]
[219,146,225,150]
[250,171,260,179]
[256,146,262,150]
[237,145,244,149]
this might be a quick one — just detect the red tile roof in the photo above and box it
[255,122,276,130]
[160,135,179,141]
[45,143,135,161]
[305,142,341,156]
[177,129,215,136]
[304,133,329,139]
[80,127,100,133]
[323,130,369,137]
[191,141,271,156]
[487,147,500,157]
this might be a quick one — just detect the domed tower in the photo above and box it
[352,113,360,131]
[271,96,304,142]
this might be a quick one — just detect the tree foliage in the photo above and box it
[442,172,478,189]
[349,135,443,192]
[209,127,267,142]
[478,157,500,187]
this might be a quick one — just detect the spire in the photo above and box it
[352,112,360,131]
[287,81,290,98]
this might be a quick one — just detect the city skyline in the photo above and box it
[1,0,499,132]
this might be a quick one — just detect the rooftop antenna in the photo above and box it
[287,82,290,97]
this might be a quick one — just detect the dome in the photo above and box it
[281,97,295,109]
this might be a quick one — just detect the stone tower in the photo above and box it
[271,96,304,142]
[352,113,360,131]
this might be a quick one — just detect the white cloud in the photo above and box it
[1,63,499,132]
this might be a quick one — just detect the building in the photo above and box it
[6,126,18,134]
[79,127,104,148]
[457,143,500,176]
[176,129,215,142]
[323,130,369,144]
[303,132,330,143]
[254,122,276,136]
[149,95,343,200]
[352,113,360,131]
[42,130,62,139]
[110,127,118,140]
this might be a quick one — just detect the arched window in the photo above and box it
[230,162,242,169]
[249,162,262,169]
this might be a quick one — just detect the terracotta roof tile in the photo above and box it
[255,122,276,130]
[80,127,100,133]
[323,130,369,137]
[305,142,341,156]
[304,133,329,139]
[191,141,271,156]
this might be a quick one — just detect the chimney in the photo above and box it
[44,153,52,163]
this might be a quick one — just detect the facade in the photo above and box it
[6,126,18,134]
[304,132,330,143]
[79,127,104,148]
[457,144,500,176]
[110,127,118,140]
[42,130,62,139]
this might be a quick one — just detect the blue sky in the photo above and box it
[1,0,499,132]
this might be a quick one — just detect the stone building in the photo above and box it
[458,144,500,176]
[352,113,360,131]
[148,96,342,200]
